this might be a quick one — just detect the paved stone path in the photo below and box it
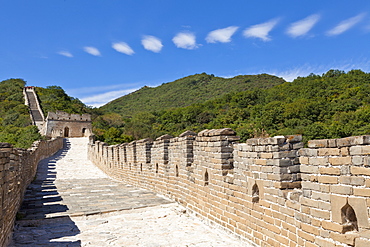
[10,138,249,247]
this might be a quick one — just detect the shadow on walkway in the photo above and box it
[10,139,81,246]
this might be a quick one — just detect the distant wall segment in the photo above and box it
[0,138,63,247]
[88,129,370,247]
[24,87,92,138]
[43,111,92,138]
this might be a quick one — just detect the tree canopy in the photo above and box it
[0,79,41,148]
[97,69,370,144]
[100,73,285,117]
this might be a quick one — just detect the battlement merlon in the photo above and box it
[46,111,91,121]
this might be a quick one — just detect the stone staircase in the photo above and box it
[24,87,45,130]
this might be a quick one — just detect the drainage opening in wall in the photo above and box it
[252,183,260,203]
[341,203,358,233]
[204,169,209,186]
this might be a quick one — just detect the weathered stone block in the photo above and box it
[318,175,338,184]
[351,166,370,176]
[328,156,352,166]
[308,139,328,148]
[319,167,340,175]
[318,148,340,156]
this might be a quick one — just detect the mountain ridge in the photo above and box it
[99,73,286,116]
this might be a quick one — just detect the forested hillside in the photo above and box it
[95,70,370,144]
[0,80,95,148]
[100,73,285,117]
[0,79,41,148]
[35,86,92,116]
[3,70,370,147]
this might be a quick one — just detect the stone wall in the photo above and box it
[88,129,370,247]
[42,111,92,138]
[0,138,63,247]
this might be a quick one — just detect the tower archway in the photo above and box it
[64,127,69,137]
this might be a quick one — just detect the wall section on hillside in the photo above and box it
[88,129,370,247]
[0,138,63,247]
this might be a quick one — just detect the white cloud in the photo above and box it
[286,14,321,38]
[83,46,101,56]
[112,42,135,55]
[206,26,239,43]
[172,32,198,50]
[57,51,73,58]
[80,88,139,107]
[266,59,370,82]
[326,13,366,36]
[141,35,163,53]
[243,19,279,41]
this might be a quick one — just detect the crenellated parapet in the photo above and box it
[88,129,370,247]
[46,111,91,121]
[0,138,63,247]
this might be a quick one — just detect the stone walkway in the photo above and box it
[10,138,249,247]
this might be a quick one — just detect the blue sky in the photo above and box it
[1,1,370,107]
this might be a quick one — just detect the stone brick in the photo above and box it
[328,156,352,166]
[314,237,336,247]
[351,166,370,176]
[350,145,370,155]
[298,148,317,157]
[301,222,319,235]
[300,165,319,174]
[318,175,338,184]
[307,139,328,148]
[330,194,347,223]
[329,232,358,245]
[348,197,369,228]
[321,221,342,232]
[310,208,330,220]
[260,152,273,159]
[355,238,370,247]
[318,148,340,156]
[354,188,370,197]
[309,157,329,166]
[319,167,340,175]
[330,185,353,195]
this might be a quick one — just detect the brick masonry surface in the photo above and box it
[88,129,370,247]
[0,138,63,247]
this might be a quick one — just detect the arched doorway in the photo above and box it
[64,127,69,137]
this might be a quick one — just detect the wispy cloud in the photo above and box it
[172,32,199,50]
[57,51,73,58]
[326,13,366,36]
[243,18,279,41]
[83,46,101,56]
[206,26,239,43]
[267,59,370,81]
[286,14,321,38]
[80,88,139,107]
[221,59,370,82]
[112,42,135,55]
[141,35,163,53]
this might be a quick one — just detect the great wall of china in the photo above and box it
[1,86,370,246]
[88,129,370,247]
[0,138,63,246]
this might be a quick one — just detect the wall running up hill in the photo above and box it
[88,129,370,247]
[0,138,63,247]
